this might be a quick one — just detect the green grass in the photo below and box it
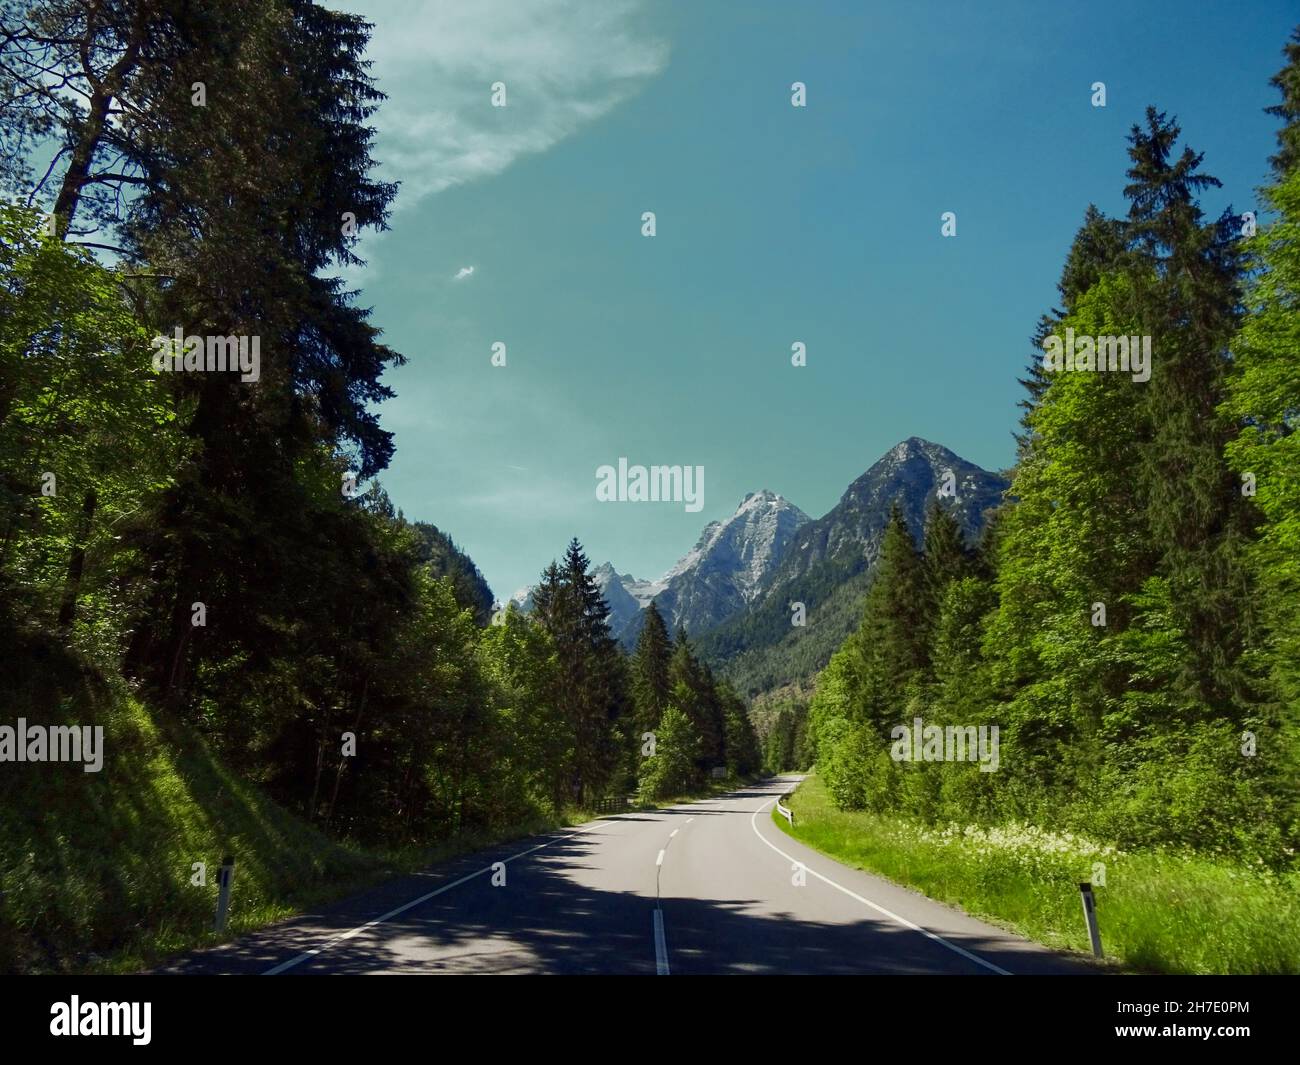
[777,773,1300,974]
[0,634,572,974]
[0,619,749,975]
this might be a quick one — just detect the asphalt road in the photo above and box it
[159,777,1096,975]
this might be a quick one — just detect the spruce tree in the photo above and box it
[532,540,626,804]
[1124,107,1251,712]
[921,499,969,652]
[1017,206,1129,450]
[823,502,932,748]
[631,601,673,738]
[669,628,724,773]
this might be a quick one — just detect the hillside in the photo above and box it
[697,439,1007,694]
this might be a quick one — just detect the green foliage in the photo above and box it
[805,49,1300,877]
[636,705,701,803]
[630,600,672,737]
[1221,33,1300,844]
[410,521,494,625]
[531,539,629,803]
[669,628,725,772]
[0,616,381,974]
[783,774,1300,975]
[0,204,188,653]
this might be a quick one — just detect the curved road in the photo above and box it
[161,777,1095,975]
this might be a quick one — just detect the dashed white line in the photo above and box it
[652,811,693,974]
[653,909,670,975]
[749,797,1012,976]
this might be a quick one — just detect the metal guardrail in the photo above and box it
[775,794,795,826]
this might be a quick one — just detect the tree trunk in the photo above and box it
[324,678,368,829]
[308,737,325,822]
[56,488,98,629]
[52,5,149,236]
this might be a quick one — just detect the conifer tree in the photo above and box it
[669,628,725,772]
[532,539,626,803]
[1224,27,1300,802]
[854,503,929,735]
[921,499,969,649]
[631,601,673,737]
[1124,108,1251,712]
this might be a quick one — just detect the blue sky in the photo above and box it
[333,0,1297,600]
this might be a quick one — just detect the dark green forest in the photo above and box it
[0,0,758,971]
[1,0,1298,976]
[809,35,1300,866]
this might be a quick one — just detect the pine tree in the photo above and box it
[921,499,969,650]
[532,539,626,804]
[1017,207,1129,449]
[719,681,761,777]
[631,601,673,738]
[854,503,929,735]
[13,2,406,710]
[1125,107,1252,712]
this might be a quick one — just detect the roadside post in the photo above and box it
[214,855,235,933]
[1078,882,1103,958]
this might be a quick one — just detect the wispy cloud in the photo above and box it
[338,0,669,210]
[453,265,476,280]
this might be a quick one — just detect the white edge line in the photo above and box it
[263,821,610,975]
[750,798,1012,976]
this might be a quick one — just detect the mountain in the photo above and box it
[511,490,810,646]
[508,439,1005,688]
[592,562,659,640]
[694,438,1007,694]
[642,490,810,640]
[511,567,665,640]
[410,521,495,626]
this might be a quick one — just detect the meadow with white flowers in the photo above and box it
[780,774,1300,974]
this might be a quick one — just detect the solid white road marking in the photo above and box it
[263,820,617,975]
[749,797,1012,976]
[653,909,670,975]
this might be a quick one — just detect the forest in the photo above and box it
[2,0,1298,978]
[0,0,758,971]
[807,32,1300,868]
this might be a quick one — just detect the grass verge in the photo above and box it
[777,773,1300,974]
[0,637,575,974]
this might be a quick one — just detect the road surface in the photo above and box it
[160,777,1096,975]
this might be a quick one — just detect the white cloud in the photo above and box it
[335,0,668,210]
[453,265,476,280]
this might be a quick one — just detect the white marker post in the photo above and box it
[214,856,235,932]
[1078,882,1102,958]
